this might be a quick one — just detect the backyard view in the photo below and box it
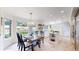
[16,21,28,36]
[4,19,11,38]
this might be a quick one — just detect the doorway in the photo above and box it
[75,9,79,50]
[73,8,79,50]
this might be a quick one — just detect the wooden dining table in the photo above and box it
[23,36,43,51]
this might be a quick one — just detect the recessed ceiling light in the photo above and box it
[62,16,65,18]
[49,14,53,17]
[60,10,64,13]
[58,17,61,20]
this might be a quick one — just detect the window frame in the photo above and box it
[4,18,12,39]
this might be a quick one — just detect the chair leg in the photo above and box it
[18,46,20,50]
[21,46,23,51]
[37,41,41,48]
[24,46,25,51]
[38,43,40,48]
[31,44,34,51]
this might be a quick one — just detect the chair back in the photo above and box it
[16,33,24,44]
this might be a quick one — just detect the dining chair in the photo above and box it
[16,33,34,51]
[32,39,41,48]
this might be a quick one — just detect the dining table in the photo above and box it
[23,35,43,51]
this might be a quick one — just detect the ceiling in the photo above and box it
[0,7,73,23]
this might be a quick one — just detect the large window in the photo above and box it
[4,19,11,38]
[16,21,28,36]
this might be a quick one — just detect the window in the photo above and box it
[16,21,28,36]
[4,19,11,38]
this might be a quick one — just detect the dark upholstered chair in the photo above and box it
[16,33,33,51]
[16,33,41,51]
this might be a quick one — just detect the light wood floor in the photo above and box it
[34,36,75,51]
[5,36,75,51]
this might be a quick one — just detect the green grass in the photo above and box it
[20,32,28,36]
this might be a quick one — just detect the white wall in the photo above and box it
[49,21,70,38]
[3,17,17,49]
[0,14,17,50]
[61,22,70,37]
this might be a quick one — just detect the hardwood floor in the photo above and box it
[5,36,75,51]
[34,36,75,51]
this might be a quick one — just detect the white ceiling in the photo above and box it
[0,7,73,23]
